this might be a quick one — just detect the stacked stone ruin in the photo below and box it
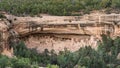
[0,12,120,56]
[25,35,99,53]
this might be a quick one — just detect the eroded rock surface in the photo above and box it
[1,12,120,55]
[0,19,13,57]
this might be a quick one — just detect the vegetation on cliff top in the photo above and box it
[0,0,120,16]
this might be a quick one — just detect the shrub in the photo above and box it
[0,55,11,68]
[47,64,59,68]
[0,14,6,18]
[11,58,31,68]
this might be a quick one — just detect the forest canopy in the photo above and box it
[0,0,120,16]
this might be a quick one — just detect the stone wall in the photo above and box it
[25,35,99,53]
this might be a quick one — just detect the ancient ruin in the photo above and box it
[1,12,120,56]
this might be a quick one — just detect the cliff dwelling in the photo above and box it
[0,12,120,56]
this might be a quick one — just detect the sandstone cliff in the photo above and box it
[0,12,120,56]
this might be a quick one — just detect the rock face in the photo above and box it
[0,15,19,57]
[1,12,120,55]
[0,19,13,57]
